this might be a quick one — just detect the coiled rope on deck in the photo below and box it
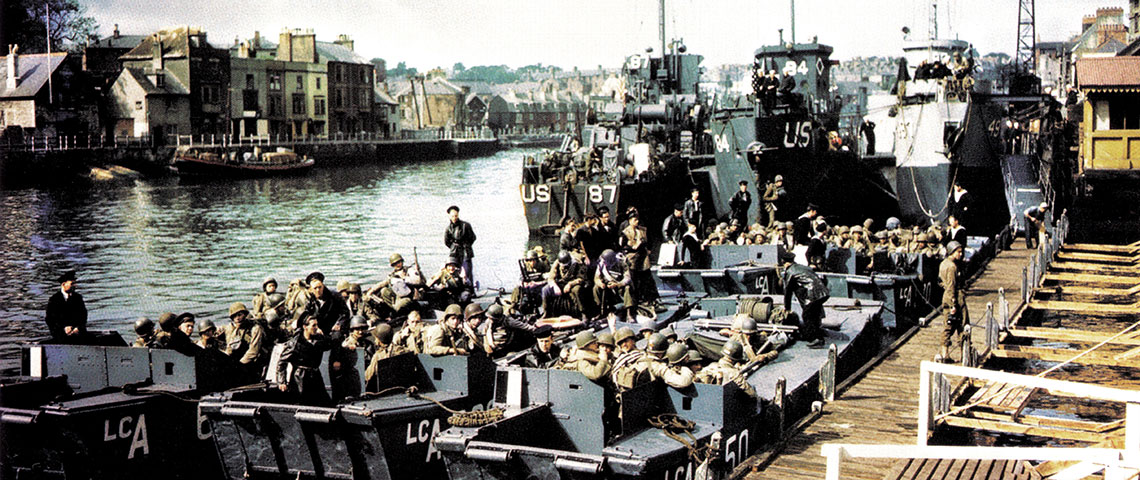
[647,413,714,463]
[404,386,505,427]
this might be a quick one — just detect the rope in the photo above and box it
[935,317,1140,422]
[407,386,505,427]
[895,91,969,220]
[647,413,713,463]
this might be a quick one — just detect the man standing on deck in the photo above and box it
[729,180,752,228]
[45,270,87,343]
[444,205,477,284]
[683,189,705,239]
[780,252,830,349]
[940,241,968,363]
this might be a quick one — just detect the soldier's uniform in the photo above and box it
[564,349,612,383]
[423,322,467,356]
[393,322,426,354]
[939,242,968,355]
[728,331,769,362]
[694,358,758,397]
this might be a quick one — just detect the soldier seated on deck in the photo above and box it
[392,309,426,354]
[132,317,157,347]
[366,253,425,319]
[694,340,757,397]
[423,304,469,356]
[593,249,634,320]
[429,258,474,306]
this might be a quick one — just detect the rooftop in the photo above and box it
[1076,56,1140,87]
[0,52,68,99]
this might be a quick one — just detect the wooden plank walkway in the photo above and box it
[740,244,1036,480]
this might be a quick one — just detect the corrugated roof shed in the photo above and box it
[1077,56,1140,87]
[0,53,68,99]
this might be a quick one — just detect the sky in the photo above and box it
[85,0,1116,70]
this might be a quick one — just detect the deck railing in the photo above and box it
[0,128,498,152]
[823,361,1140,480]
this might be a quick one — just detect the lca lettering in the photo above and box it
[103,414,150,459]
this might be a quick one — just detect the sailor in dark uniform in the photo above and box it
[729,180,752,228]
[45,270,87,343]
[780,252,830,348]
[277,315,333,406]
[523,325,561,368]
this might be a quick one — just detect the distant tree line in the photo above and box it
[1,0,97,53]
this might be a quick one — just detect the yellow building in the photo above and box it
[1075,56,1140,174]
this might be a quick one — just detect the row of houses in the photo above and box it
[0,25,400,141]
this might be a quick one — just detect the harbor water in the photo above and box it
[0,149,534,373]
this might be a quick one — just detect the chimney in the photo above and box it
[335,34,354,51]
[1097,7,1124,23]
[1083,15,1096,32]
[238,41,249,59]
[113,24,120,39]
[278,29,293,62]
[151,34,163,71]
[253,31,261,49]
[6,45,19,90]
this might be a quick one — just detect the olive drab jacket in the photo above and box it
[364,343,408,384]
[393,323,425,354]
[694,358,757,397]
[939,256,965,313]
[644,357,694,389]
[224,321,268,366]
[423,323,467,356]
[564,349,612,383]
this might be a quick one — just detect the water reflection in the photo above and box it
[0,149,533,372]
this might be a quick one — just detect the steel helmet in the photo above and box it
[348,283,362,295]
[599,249,618,267]
[851,225,864,234]
[740,317,758,334]
[614,327,636,345]
[266,292,287,309]
[444,304,463,318]
[666,343,690,366]
[597,332,615,347]
[134,317,155,336]
[557,251,573,265]
[660,327,677,341]
[349,315,369,330]
[157,312,178,332]
[575,330,598,349]
[946,240,963,255]
[646,333,669,355]
[722,340,746,363]
[885,217,901,230]
[196,318,216,334]
[373,324,394,344]
[263,309,280,325]
[524,250,539,261]
[336,280,352,293]
[228,302,249,318]
[262,277,278,290]
[486,304,505,320]
[389,253,405,266]
[464,303,486,320]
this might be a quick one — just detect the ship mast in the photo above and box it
[790,0,796,44]
[929,0,939,40]
[659,0,666,66]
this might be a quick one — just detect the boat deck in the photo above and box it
[736,244,1035,480]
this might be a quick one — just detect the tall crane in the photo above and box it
[1016,0,1036,74]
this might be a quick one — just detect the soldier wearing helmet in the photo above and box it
[251,277,280,319]
[593,249,634,319]
[132,317,157,347]
[483,304,534,357]
[641,340,694,389]
[223,301,269,381]
[429,257,475,306]
[329,315,372,402]
[459,303,487,353]
[939,240,968,362]
[364,324,408,388]
[366,253,425,319]
[563,330,612,383]
[693,340,758,397]
[509,249,551,316]
[392,310,426,354]
[544,249,590,317]
[423,304,469,356]
[195,318,222,351]
[725,313,773,361]
[762,175,786,227]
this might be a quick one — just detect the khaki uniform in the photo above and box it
[364,343,409,384]
[728,332,769,362]
[393,323,425,354]
[644,357,694,389]
[611,350,648,391]
[694,358,758,397]
[223,322,268,366]
[563,349,612,383]
[939,256,967,348]
[423,324,467,355]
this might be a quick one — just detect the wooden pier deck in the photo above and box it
[739,244,1037,480]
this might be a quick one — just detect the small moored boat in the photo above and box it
[171,146,315,178]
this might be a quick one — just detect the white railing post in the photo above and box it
[997,288,1009,331]
[1127,402,1140,463]
[918,362,932,445]
[985,302,997,352]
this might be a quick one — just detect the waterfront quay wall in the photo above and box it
[0,136,502,183]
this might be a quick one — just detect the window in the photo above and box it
[361,90,369,106]
[243,90,259,111]
[297,75,304,89]
[268,72,282,91]
[154,74,165,88]
[316,77,321,89]
[314,97,326,115]
[246,74,255,89]
[268,95,283,116]
[292,94,306,115]
[136,101,143,110]
[335,89,343,108]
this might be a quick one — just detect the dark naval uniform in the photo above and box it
[277,332,333,406]
[783,263,830,344]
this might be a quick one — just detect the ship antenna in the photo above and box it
[789,0,796,44]
[659,0,666,69]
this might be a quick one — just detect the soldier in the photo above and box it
[224,302,269,381]
[424,304,469,355]
[762,176,786,227]
[195,318,222,351]
[646,341,694,389]
[276,315,333,406]
[482,304,534,357]
[251,277,280,319]
[444,205,477,283]
[564,331,612,384]
[845,225,870,254]
[367,253,426,320]
[132,317,157,347]
[343,283,374,322]
[392,310,427,354]
[683,189,705,238]
[559,217,583,260]
[364,324,407,388]
[523,325,562,368]
[597,332,616,358]
[780,252,831,348]
[429,258,474,306]
[662,204,686,244]
[262,309,291,344]
[593,249,634,318]
[693,340,758,397]
[729,180,752,227]
[460,303,487,354]
[511,249,550,315]
[621,214,656,310]
[298,272,349,333]
[330,315,371,403]
[940,241,968,363]
[158,311,199,356]
[725,315,771,361]
[45,270,87,343]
